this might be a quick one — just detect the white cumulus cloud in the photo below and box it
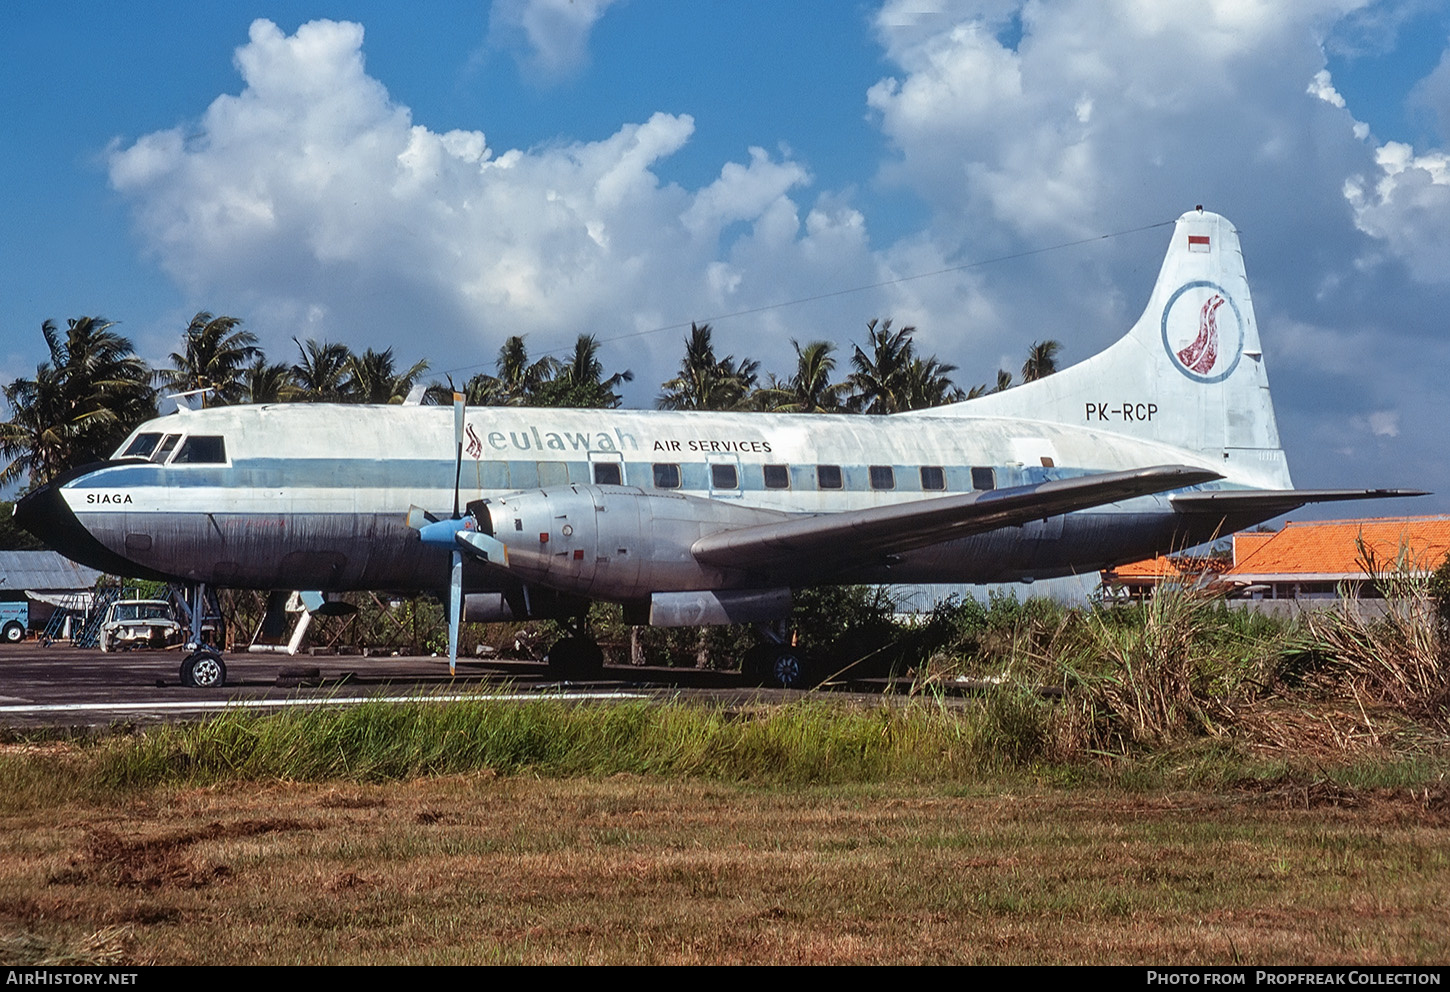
[107,18,879,385]
[1345,141,1450,284]
[488,0,620,81]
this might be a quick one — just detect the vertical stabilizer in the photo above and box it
[925,209,1292,489]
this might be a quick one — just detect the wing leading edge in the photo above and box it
[689,464,1223,572]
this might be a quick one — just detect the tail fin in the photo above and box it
[929,208,1292,490]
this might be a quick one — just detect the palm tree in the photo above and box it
[242,358,297,404]
[658,323,759,411]
[901,355,966,409]
[995,369,1014,392]
[846,318,916,414]
[159,312,259,406]
[0,364,67,488]
[757,340,847,413]
[289,338,353,402]
[535,335,633,408]
[1022,340,1063,383]
[0,317,155,488]
[846,318,965,413]
[344,348,429,404]
[460,335,561,406]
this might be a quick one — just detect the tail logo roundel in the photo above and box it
[1160,280,1244,383]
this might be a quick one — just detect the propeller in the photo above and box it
[407,392,468,676]
[407,393,513,674]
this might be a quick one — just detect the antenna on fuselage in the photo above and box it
[166,387,214,413]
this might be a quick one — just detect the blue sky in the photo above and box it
[4,0,1450,517]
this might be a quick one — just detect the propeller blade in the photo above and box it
[406,505,439,531]
[452,391,465,520]
[448,549,461,677]
[456,529,509,566]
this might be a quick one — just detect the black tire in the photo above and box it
[2,622,23,645]
[181,651,227,688]
[766,646,814,690]
[545,637,604,680]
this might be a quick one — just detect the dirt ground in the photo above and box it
[3,770,1448,965]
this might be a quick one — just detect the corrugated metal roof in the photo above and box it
[0,551,102,591]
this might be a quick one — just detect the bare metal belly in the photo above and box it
[77,507,1203,594]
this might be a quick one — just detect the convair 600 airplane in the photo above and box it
[16,209,1421,687]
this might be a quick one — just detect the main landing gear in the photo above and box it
[544,617,604,680]
[741,626,817,690]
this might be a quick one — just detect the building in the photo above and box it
[1222,516,1450,603]
[0,550,102,636]
[1101,516,1450,609]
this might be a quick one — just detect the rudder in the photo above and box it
[920,208,1292,490]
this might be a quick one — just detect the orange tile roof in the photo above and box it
[1107,554,1226,581]
[1233,531,1275,564]
[1228,516,1450,578]
[1109,554,1187,579]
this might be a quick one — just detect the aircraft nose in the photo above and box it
[13,477,78,551]
[12,464,165,578]
[14,478,92,562]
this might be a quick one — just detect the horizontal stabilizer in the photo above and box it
[1171,488,1429,519]
[691,464,1222,572]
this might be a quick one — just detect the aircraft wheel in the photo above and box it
[181,650,227,689]
[545,637,604,680]
[766,646,814,690]
[2,622,23,644]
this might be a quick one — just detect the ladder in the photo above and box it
[72,587,121,649]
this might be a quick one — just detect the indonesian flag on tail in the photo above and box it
[1188,234,1211,252]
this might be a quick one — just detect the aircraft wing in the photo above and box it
[1171,488,1429,520]
[690,464,1222,572]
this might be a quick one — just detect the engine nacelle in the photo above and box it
[471,485,789,601]
[462,588,589,622]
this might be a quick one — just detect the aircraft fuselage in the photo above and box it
[22,401,1264,597]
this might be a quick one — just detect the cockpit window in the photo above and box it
[172,436,227,464]
[152,435,181,463]
[120,433,162,459]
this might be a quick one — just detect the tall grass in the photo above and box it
[910,559,1450,755]
[912,589,1293,755]
[1298,541,1448,728]
[84,695,1060,789]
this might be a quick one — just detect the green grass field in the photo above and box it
[4,584,1447,965]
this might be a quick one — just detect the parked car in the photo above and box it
[98,599,183,652]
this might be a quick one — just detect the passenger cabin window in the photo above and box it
[537,462,568,487]
[592,462,622,485]
[869,465,895,490]
[763,464,790,490]
[120,433,162,459]
[971,467,996,491]
[172,435,227,464]
[710,464,738,490]
[920,466,946,491]
[653,463,681,489]
[817,465,843,490]
[152,435,181,463]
